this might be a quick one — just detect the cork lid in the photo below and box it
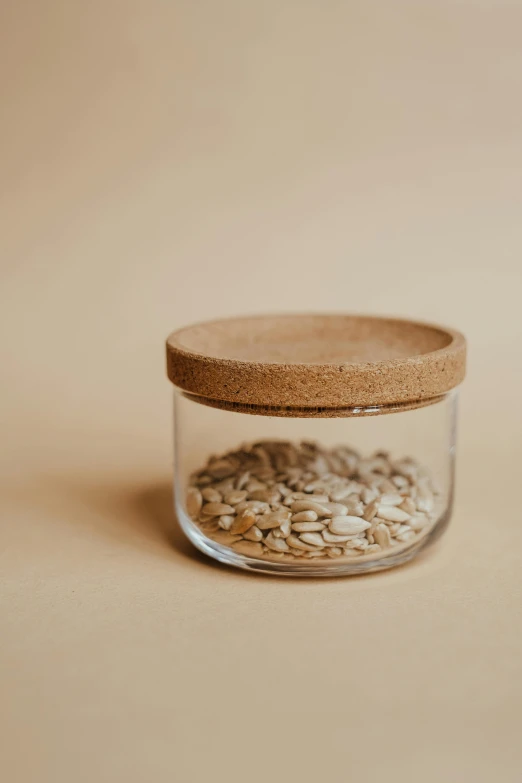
[166,314,466,415]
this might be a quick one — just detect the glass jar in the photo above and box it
[166,315,466,576]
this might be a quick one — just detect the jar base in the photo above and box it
[175,500,451,577]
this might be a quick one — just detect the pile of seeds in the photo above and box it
[186,440,440,563]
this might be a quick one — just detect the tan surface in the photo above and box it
[1,2,521,782]
[167,313,466,408]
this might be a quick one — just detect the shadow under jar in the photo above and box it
[166,314,466,577]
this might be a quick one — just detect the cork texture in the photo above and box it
[166,314,466,411]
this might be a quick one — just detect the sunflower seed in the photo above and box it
[273,517,292,538]
[287,492,309,502]
[291,500,332,516]
[249,489,281,504]
[322,529,359,544]
[291,510,319,523]
[416,485,435,513]
[361,487,378,504]
[243,524,263,542]
[213,531,242,546]
[213,477,235,493]
[396,530,415,543]
[256,508,291,530]
[245,480,267,493]
[330,484,358,502]
[324,502,349,516]
[252,445,271,466]
[235,500,271,515]
[363,501,379,522]
[232,540,263,557]
[201,519,220,533]
[236,471,250,490]
[230,509,257,534]
[326,547,343,557]
[299,533,325,548]
[201,487,223,503]
[265,532,290,552]
[373,523,391,548]
[218,515,234,531]
[409,513,429,531]
[342,548,362,557]
[344,498,364,516]
[329,516,371,535]
[224,490,248,505]
[208,459,236,479]
[379,493,403,506]
[186,488,202,518]
[292,521,326,533]
[303,479,327,492]
[202,502,235,516]
[399,497,416,515]
[286,534,320,551]
[344,537,367,549]
[376,505,411,522]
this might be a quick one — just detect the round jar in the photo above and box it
[166,314,466,576]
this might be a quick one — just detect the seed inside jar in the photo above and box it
[186,440,440,564]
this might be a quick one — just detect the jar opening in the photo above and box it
[179,391,452,418]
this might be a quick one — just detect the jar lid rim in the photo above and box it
[166,313,466,411]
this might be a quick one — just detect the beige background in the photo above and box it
[1,1,522,781]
